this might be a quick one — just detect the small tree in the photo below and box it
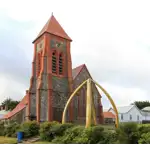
[1,98,19,111]
[133,101,150,110]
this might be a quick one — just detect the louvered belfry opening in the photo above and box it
[59,53,63,75]
[52,51,57,74]
[38,52,41,76]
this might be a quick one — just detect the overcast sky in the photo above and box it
[0,0,150,108]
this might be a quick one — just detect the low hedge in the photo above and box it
[19,121,40,138]
[138,124,150,136]
[1,120,150,144]
[4,121,20,137]
[0,120,40,138]
[0,121,5,136]
[115,122,140,144]
[51,125,117,144]
[138,124,150,144]
[39,121,74,142]
[138,132,150,144]
[72,126,104,144]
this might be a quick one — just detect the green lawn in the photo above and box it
[0,136,52,144]
[33,141,52,144]
[0,136,17,144]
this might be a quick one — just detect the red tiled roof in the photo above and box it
[4,94,28,119]
[72,64,85,79]
[103,112,115,119]
[33,15,72,42]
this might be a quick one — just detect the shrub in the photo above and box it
[138,132,150,144]
[72,127,92,144]
[89,125,105,143]
[50,123,75,144]
[58,123,74,134]
[116,122,140,144]
[52,125,117,144]
[51,123,74,137]
[0,121,5,136]
[57,125,85,144]
[50,124,117,144]
[138,124,150,137]
[100,131,117,144]
[72,136,89,144]
[74,125,115,144]
[69,125,106,144]
[39,121,60,141]
[20,121,40,138]
[51,136,65,144]
[4,121,20,137]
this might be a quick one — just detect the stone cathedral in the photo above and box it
[3,15,104,124]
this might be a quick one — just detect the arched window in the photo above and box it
[52,51,57,74]
[59,53,63,75]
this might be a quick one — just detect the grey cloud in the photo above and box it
[1,1,150,106]
[0,14,36,101]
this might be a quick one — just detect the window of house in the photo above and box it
[59,53,63,75]
[137,115,139,121]
[121,114,123,120]
[52,51,57,74]
[130,114,132,120]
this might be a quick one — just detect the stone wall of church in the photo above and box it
[40,56,48,121]
[51,76,70,122]
[9,108,26,124]
[29,61,37,117]
[40,90,48,121]
[30,93,36,117]
[72,66,103,123]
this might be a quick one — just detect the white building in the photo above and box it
[141,106,150,122]
[0,110,10,119]
[107,105,143,123]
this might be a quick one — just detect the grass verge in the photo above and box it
[0,136,17,144]
[33,141,52,144]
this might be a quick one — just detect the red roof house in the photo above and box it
[103,112,115,119]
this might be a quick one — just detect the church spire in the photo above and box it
[33,14,72,43]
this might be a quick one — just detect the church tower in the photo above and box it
[28,14,73,122]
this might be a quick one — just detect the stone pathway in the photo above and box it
[21,136,40,144]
